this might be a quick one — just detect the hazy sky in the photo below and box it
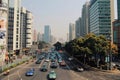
[22,0,117,41]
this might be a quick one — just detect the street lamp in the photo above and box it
[107,34,112,70]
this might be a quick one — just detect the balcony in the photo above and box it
[0,3,8,11]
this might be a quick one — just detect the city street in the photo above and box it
[0,52,120,80]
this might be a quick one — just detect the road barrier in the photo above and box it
[0,56,32,73]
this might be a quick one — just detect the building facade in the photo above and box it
[117,0,120,20]
[81,2,90,36]
[113,20,120,53]
[20,7,33,49]
[0,0,8,68]
[69,23,75,41]
[44,25,51,43]
[112,0,120,53]
[89,0,114,40]
[37,32,43,42]
[33,29,37,42]
[8,0,21,52]
[75,17,81,38]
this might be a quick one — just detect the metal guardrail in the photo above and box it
[0,56,32,73]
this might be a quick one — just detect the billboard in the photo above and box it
[0,18,6,52]
[0,18,6,38]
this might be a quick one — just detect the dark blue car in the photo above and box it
[25,68,35,76]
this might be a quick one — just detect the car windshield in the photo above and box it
[50,71,55,74]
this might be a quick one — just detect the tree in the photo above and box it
[65,33,118,67]
[53,42,62,51]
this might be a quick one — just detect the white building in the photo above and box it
[20,7,33,49]
[8,0,21,52]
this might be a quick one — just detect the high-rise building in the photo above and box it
[117,0,120,20]
[37,32,43,41]
[50,35,56,44]
[0,0,9,67]
[89,0,114,40]
[69,23,75,41]
[20,7,33,49]
[44,25,51,43]
[8,0,21,52]
[33,29,37,42]
[81,2,90,36]
[113,20,120,53]
[75,17,82,38]
[112,0,120,53]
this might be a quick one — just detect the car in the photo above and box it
[45,58,50,62]
[35,60,41,64]
[48,70,57,80]
[68,57,73,61]
[40,65,48,72]
[58,59,62,63]
[60,60,66,66]
[74,67,84,72]
[25,69,34,76]
[39,56,44,60]
[51,58,56,62]
[115,64,120,70]
[3,70,10,76]
[50,62,58,68]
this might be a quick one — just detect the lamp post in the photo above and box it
[107,34,112,70]
[109,36,112,70]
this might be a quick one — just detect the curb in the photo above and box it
[64,51,120,73]
[0,56,32,76]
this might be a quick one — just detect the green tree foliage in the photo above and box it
[53,41,62,51]
[65,33,118,66]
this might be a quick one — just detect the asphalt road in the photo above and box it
[1,52,120,80]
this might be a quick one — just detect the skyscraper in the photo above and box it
[75,17,82,38]
[44,25,51,43]
[8,0,21,51]
[89,0,114,40]
[20,7,33,49]
[69,23,75,41]
[113,0,120,53]
[81,1,90,36]
[117,0,120,20]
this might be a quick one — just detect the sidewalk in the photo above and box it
[64,51,120,74]
[0,55,31,73]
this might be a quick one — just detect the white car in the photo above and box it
[76,67,84,72]
[68,57,73,61]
